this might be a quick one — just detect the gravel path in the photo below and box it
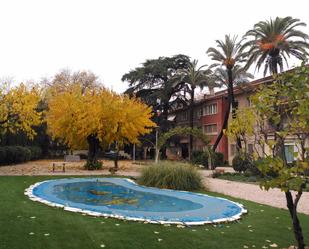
[1,162,308,214]
[204,177,309,215]
[198,169,309,214]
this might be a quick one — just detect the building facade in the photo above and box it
[167,90,230,161]
[168,74,309,164]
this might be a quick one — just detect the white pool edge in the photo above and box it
[24,178,247,226]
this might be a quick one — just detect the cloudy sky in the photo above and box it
[0,0,308,92]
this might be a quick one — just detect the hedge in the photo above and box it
[0,146,42,166]
[191,151,225,168]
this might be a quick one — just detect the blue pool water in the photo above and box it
[29,178,246,224]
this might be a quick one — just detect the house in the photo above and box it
[167,74,305,164]
[167,90,229,161]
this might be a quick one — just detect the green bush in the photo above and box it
[213,152,225,167]
[0,147,7,165]
[15,146,31,163]
[191,151,208,167]
[191,151,225,168]
[27,146,42,160]
[84,160,103,170]
[138,161,203,191]
[232,154,251,173]
[4,146,19,164]
[0,146,42,166]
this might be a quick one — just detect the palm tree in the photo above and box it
[175,59,213,160]
[213,65,254,88]
[243,16,309,75]
[207,35,247,152]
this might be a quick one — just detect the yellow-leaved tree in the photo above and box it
[0,83,42,139]
[46,85,155,169]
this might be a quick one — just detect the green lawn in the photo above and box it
[0,176,308,249]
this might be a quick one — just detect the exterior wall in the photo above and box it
[168,74,306,165]
[168,95,229,161]
[227,89,309,164]
[201,96,229,160]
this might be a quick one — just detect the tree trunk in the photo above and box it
[213,67,242,153]
[155,148,160,164]
[159,102,169,159]
[114,149,119,170]
[161,103,170,133]
[271,56,278,75]
[269,72,305,248]
[285,191,305,249]
[87,134,100,164]
[212,100,231,153]
[155,128,159,164]
[189,87,195,161]
[227,68,242,151]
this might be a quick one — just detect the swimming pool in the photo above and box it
[25,178,247,225]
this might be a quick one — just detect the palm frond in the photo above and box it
[243,16,309,75]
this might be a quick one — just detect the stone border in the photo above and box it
[24,178,247,226]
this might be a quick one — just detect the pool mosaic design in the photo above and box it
[25,178,247,225]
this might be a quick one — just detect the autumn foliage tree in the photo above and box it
[0,84,42,139]
[46,85,155,169]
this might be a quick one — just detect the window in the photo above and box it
[204,124,217,134]
[284,145,294,163]
[230,101,239,112]
[204,103,217,115]
[230,144,236,157]
[178,111,188,121]
[196,108,203,119]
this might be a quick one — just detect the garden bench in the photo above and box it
[52,155,80,172]
[52,162,66,172]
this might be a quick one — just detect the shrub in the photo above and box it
[4,146,17,164]
[0,147,7,165]
[249,159,263,176]
[244,169,253,177]
[16,146,31,163]
[191,151,224,168]
[0,146,41,166]
[232,154,251,173]
[138,161,203,191]
[27,146,42,160]
[213,152,224,167]
[84,161,103,170]
[191,151,208,167]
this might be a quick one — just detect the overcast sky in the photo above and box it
[0,0,309,92]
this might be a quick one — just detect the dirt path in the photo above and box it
[0,159,145,176]
[1,161,308,214]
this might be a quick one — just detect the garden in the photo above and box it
[0,15,309,249]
